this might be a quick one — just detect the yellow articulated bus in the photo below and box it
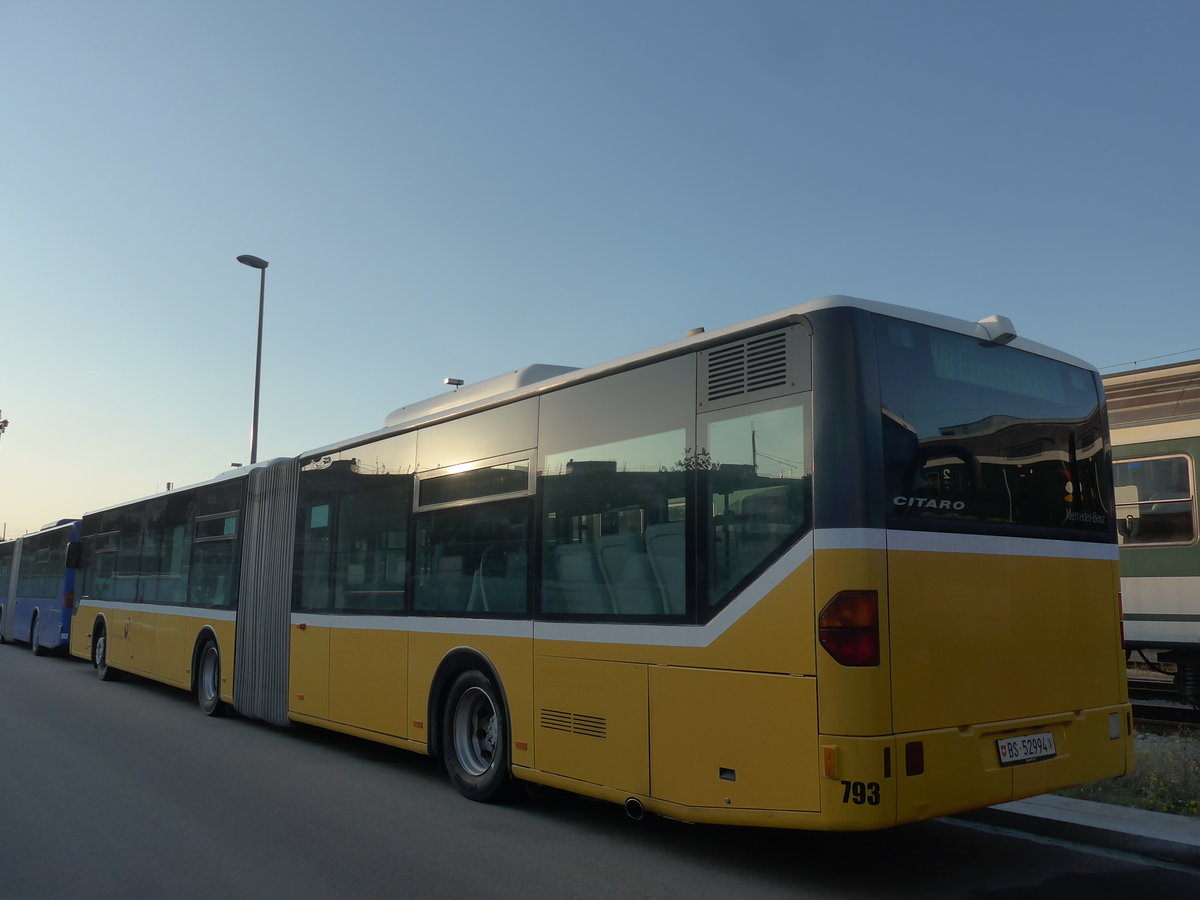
[70,295,1132,830]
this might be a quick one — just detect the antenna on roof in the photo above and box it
[975,315,1017,345]
[444,378,464,391]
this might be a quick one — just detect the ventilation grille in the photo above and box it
[699,328,805,412]
[539,708,607,739]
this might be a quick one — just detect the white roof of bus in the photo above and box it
[303,294,1096,459]
[71,296,1096,518]
[78,459,269,519]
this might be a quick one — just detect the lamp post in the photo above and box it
[236,254,269,465]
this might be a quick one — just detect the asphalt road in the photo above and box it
[1,643,1196,899]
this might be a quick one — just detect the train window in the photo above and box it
[1114,454,1196,546]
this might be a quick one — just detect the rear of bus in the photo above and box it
[811,303,1132,828]
[0,520,81,652]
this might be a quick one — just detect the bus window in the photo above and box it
[82,530,119,601]
[140,500,165,605]
[134,494,193,606]
[700,396,811,613]
[158,493,193,605]
[413,499,529,616]
[0,544,12,589]
[16,536,61,600]
[541,434,687,618]
[115,509,144,603]
[538,356,694,620]
[875,316,1112,538]
[295,501,333,611]
[294,432,417,614]
[334,477,411,612]
[189,513,239,608]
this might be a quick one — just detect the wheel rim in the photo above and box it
[95,634,106,667]
[452,686,498,776]
[199,645,219,704]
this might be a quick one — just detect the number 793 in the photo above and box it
[840,780,881,805]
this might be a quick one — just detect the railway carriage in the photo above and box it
[1105,359,1200,705]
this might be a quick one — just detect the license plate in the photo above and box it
[996,731,1057,767]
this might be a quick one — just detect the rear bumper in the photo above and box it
[811,702,1134,830]
[890,702,1135,825]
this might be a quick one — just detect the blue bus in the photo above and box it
[0,519,82,654]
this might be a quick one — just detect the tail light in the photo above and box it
[63,590,75,609]
[819,590,879,666]
[905,740,925,776]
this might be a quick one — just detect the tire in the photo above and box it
[441,669,511,802]
[94,627,123,682]
[195,637,223,716]
[31,614,45,656]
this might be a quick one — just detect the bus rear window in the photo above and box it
[874,316,1112,539]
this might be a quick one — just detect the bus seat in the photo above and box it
[553,544,611,614]
[466,546,526,614]
[596,534,662,616]
[430,554,465,611]
[645,522,685,615]
[467,568,485,612]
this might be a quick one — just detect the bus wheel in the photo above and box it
[94,627,122,682]
[31,614,45,656]
[441,669,511,802]
[196,637,223,717]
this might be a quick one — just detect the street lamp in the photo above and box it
[237,254,269,465]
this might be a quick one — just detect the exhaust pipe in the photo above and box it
[624,797,645,821]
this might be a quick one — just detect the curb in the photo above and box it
[958,794,1200,868]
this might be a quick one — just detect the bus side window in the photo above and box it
[539,458,685,620]
[333,479,411,613]
[701,398,811,615]
[414,500,529,617]
[538,354,695,621]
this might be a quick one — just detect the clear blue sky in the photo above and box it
[2,0,1197,537]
